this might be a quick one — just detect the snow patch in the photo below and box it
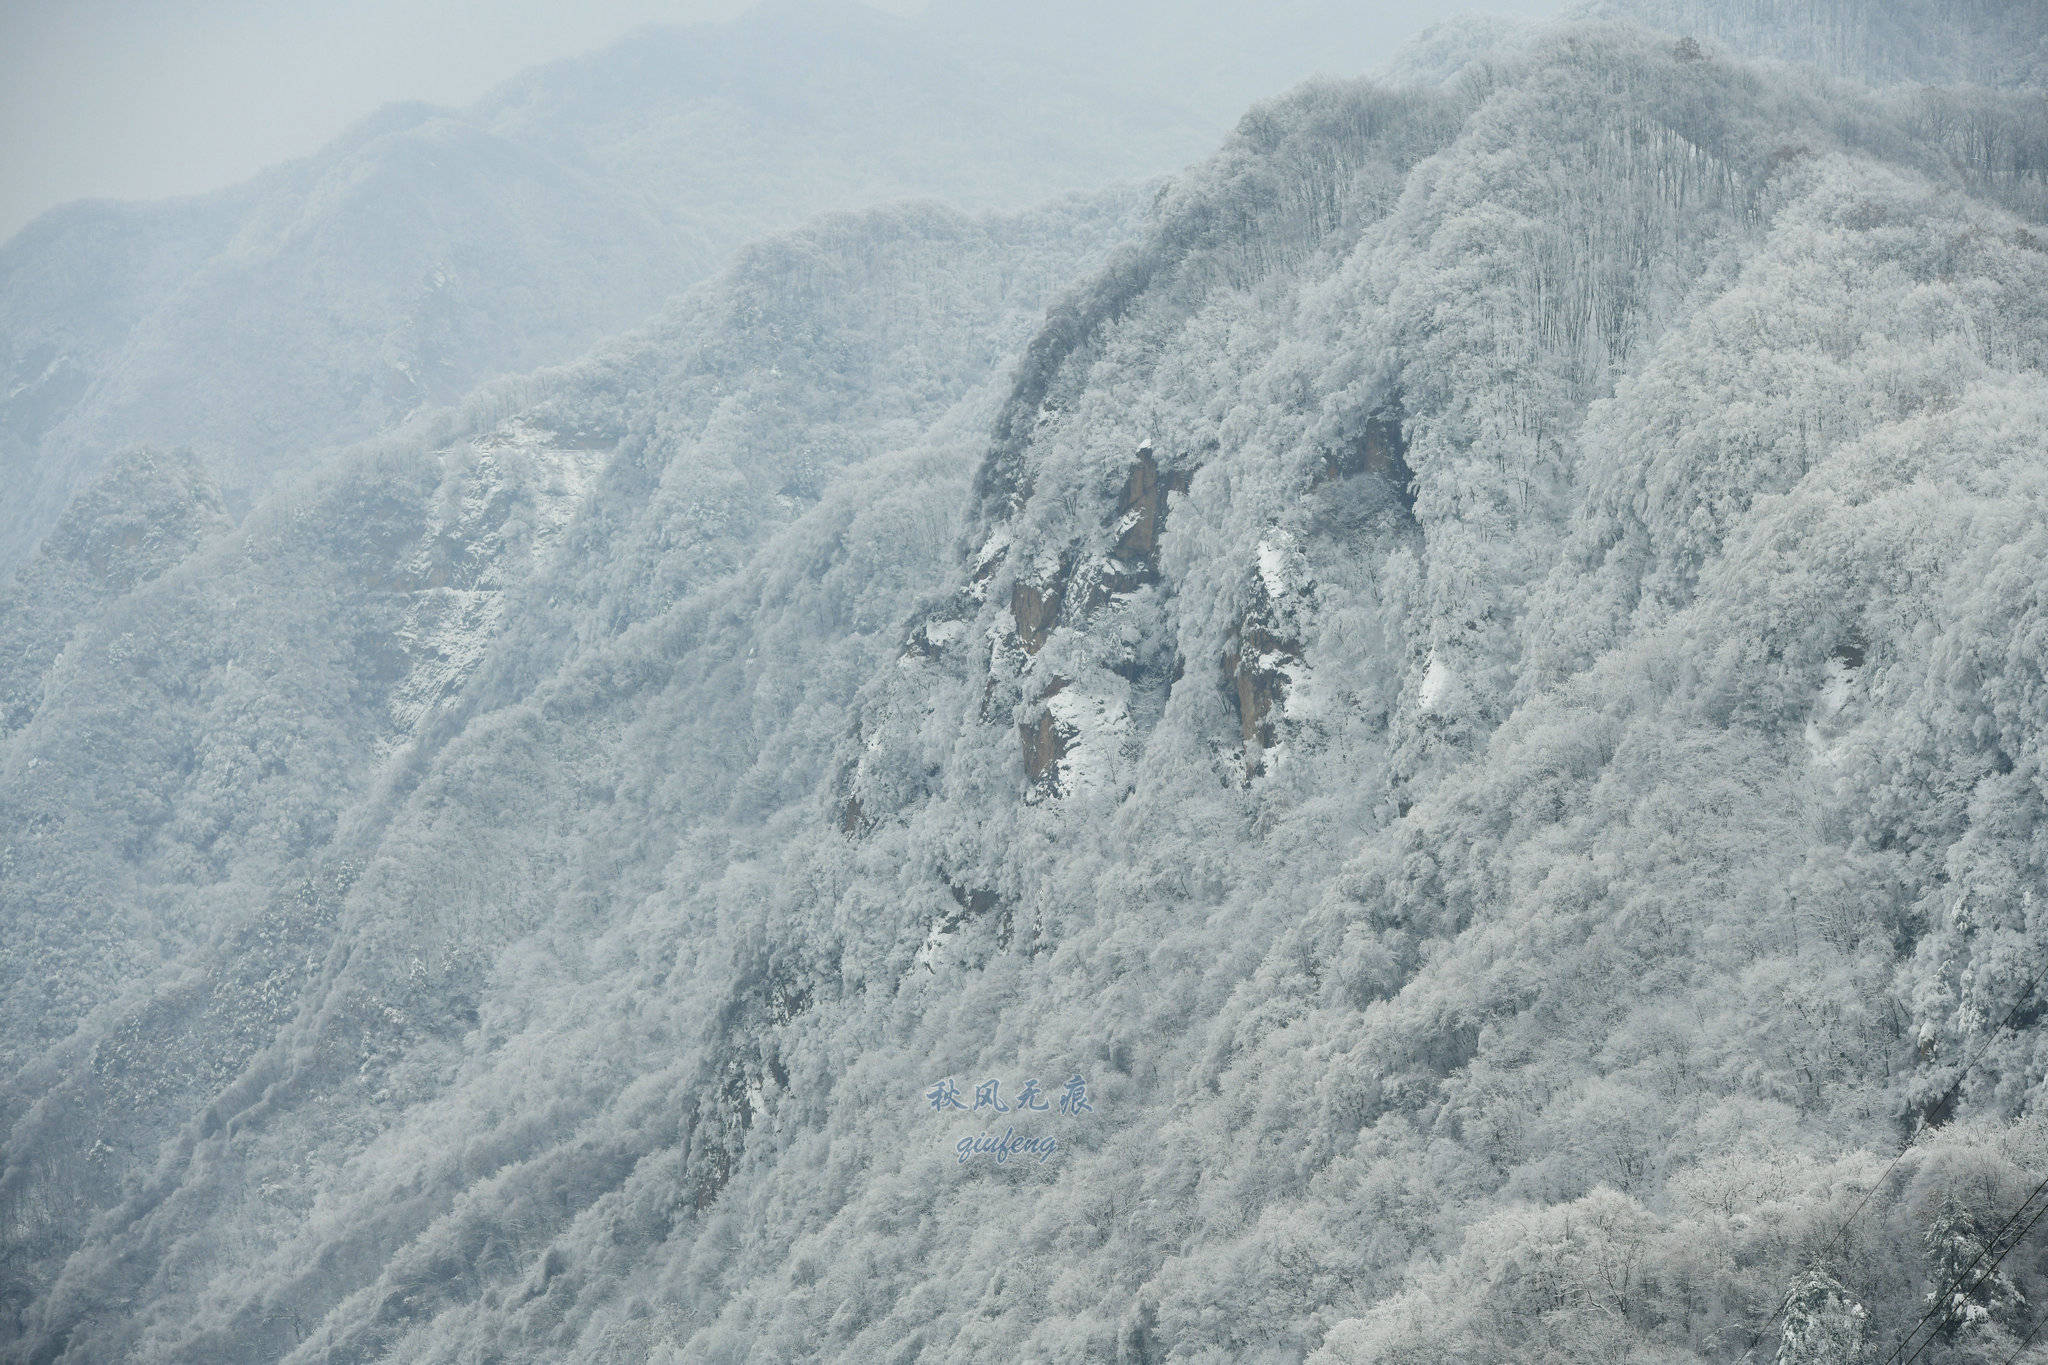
[1418,651,1458,713]
[1044,684,1130,798]
[914,916,956,973]
[381,419,610,742]
[1805,655,1859,764]
[1256,534,1307,600]
[968,529,1011,601]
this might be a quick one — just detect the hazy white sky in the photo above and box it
[0,0,1567,244]
[0,0,902,240]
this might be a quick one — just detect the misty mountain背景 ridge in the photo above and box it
[0,100,689,579]
[6,5,2048,1363]
[0,0,1220,581]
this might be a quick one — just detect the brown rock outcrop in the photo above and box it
[1012,579,1063,653]
[1018,678,1073,789]
[1223,585,1303,779]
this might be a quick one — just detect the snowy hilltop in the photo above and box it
[5,2,2048,1363]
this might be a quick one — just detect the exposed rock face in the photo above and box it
[1359,414,1416,512]
[1099,444,1193,603]
[1010,576,1064,654]
[918,442,1200,799]
[993,445,1194,796]
[837,791,867,836]
[1318,406,1416,520]
[1113,445,1164,562]
[915,876,1016,972]
[1221,532,1316,780]
[1018,677,1074,791]
[1224,606,1303,778]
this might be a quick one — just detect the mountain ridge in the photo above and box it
[0,0,1217,579]
[5,5,2048,1362]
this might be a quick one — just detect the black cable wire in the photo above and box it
[1889,1177,2048,1365]
[1999,1310,2044,1365]
[1901,1198,2048,1365]
[1747,947,2048,1358]
[1878,1176,2048,1365]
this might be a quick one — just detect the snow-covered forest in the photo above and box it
[5,1,2048,1361]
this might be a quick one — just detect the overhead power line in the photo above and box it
[1746,945,2048,1358]
[1880,1171,2048,1365]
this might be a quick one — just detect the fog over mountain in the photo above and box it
[0,0,1591,582]
[0,0,1228,577]
[5,2,2048,1363]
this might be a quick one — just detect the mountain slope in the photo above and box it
[1387,2,2048,114]
[0,187,1144,1362]
[475,0,1204,234]
[6,17,2048,1365]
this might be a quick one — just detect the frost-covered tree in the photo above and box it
[1777,1269,1868,1364]
[1922,1194,2028,1352]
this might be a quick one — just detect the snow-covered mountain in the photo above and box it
[1587,0,2048,89]
[6,3,2048,1363]
[0,0,1216,578]
[0,103,691,566]
[1388,0,2048,99]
